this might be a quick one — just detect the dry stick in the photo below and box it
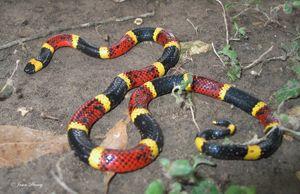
[51,171,78,194]
[242,45,274,70]
[9,59,20,80]
[265,53,288,63]
[232,7,250,19]
[233,6,281,27]
[215,0,229,45]
[186,18,199,36]
[40,112,60,121]
[211,42,226,67]
[51,151,77,194]
[0,11,155,51]
[189,104,201,132]
[243,126,277,145]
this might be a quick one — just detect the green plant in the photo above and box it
[283,0,300,14]
[218,45,241,82]
[144,156,255,194]
[274,40,300,104]
[273,40,300,134]
[233,22,246,38]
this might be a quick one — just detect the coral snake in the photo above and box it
[25,27,283,173]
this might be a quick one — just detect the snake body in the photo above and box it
[25,27,282,173]
[129,74,282,160]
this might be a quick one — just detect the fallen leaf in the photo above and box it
[17,107,33,116]
[0,125,69,167]
[100,118,129,149]
[181,40,211,56]
[101,118,129,194]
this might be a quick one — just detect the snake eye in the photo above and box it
[105,154,115,164]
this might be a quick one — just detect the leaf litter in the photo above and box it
[101,117,129,194]
[0,125,69,167]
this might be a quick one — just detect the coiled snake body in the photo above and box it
[25,27,282,173]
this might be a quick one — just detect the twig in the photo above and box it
[51,151,77,194]
[281,127,300,137]
[232,7,250,19]
[243,126,277,145]
[189,104,201,132]
[215,0,229,45]
[0,11,155,51]
[51,171,78,194]
[9,60,20,80]
[229,38,241,42]
[231,5,282,27]
[211,42,226,67]
[253,6,281,27]
[242,45,274,70]
[264,54,288,63]
[41,112,60,121]
[276,101,285,115]
[186,18,199,36]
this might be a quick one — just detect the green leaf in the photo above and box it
[279,113,290,123]
[225,185,256,194]
[281,40,300,55]
[192,155,216,169]
[292,1,300,8]
[169,182,182,194]
[292,64,300,78]
[144,179,165,194]
[219,45,238,62]
[233,22,246,37]
[233,22,239,32]
[160,158,171,170]
[239,27,246,36]
[227,64,241,82]
[168,159,193,177]
[275,79,300,103]
[224,2,236,10]
[191,179,220,194]
[283,2,293,14]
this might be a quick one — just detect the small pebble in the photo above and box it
[134,18,143,26]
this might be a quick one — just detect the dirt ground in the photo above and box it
[0,0,299,193]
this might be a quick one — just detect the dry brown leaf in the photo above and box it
[181,40,211,56]
[101,118,129,194]
[0,125,69,167]
[100,118,129,149]
[103,172,116,194]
